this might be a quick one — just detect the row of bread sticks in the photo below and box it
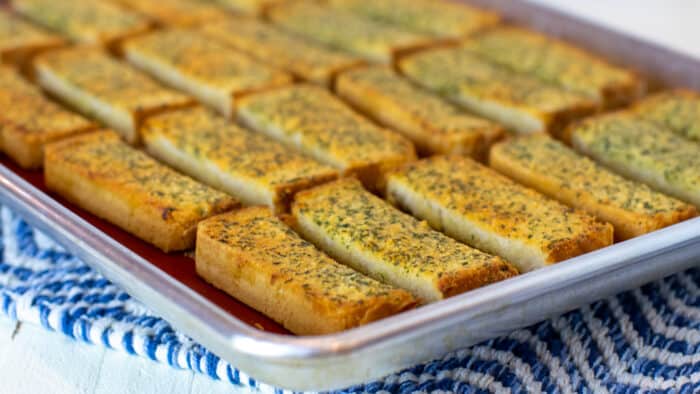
[5,0,643,126]
[4,0,499,59]
[2,0,700,335]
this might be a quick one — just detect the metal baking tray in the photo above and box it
[2,1,700,391]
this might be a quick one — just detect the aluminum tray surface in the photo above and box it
[1,0,700,391]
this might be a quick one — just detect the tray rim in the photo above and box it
[2,0,700,390]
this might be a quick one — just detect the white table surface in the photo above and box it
[2,2,699,393]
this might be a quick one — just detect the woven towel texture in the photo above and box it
[2,205,700,394]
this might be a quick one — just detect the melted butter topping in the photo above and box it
[37,48,191,114]
[400,47,593,113]
[0,67,93,136]
[390,156,610,251]
[13,0,148,44]
[238,84,415,170]
[463,27,637,100]
[125,29,290,93]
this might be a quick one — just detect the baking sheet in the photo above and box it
[1,0,700,390]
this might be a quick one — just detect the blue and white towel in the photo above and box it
[2,204,700,393]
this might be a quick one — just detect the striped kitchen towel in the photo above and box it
[2,204,700,393]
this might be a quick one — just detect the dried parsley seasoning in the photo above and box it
[295,179,504,280]
[497,134,691,216]
[390,156,611,253]
[202,18,359,84]
[400,47,592,117]
[633,91,700,142]
[56,132,234,224]
[239,85,415,171]
[141,107,337,211]
[572,113,700,205]
[207,209,403,303]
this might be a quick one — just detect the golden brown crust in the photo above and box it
[195,207,416,335]
[437,257,517,299]
[336,65,503,158]
[490,134,697,240]
[292,178,519,302]
[386,156,614,272]
[0,66,96,168]
[44,131,238,251]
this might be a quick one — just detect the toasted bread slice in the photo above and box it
[141,107,338,213]
[113,0,229,27]
[326,0,500,38]
[236,84,416,191]
[200,17,365,87]
[0,66,96,168]
[267,1,435,64]
[196,207,416,335]
[207,0,283,14]
[291,178,518,302]
[44,131,238,251]
[336,65,503,158]
[11,0,151,48]
[462,27,644,108]
[34,47,194,144]
[0,11,64,71]
[629,89,700,143]
[569,112,700,208]
[490,134,697,240]
[386,156,614,272]
[398,47,598,136]
[122,29,292,118]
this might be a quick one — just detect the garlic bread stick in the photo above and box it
[34,47,194,144]
[386,156,614,272]
[44,131,238,252]
[398,47,597,135]
[463,27,644,108]
[490,134,697,240]
[236,84,417,190]
[336,66,503,157]
[0,11,63,70]
[0,66,96,168]
[122,29,292,118]
[200,17,364,87]
[292,178,518,302]
[204,0,282,15]
[326,0,500,38]
[267,1,434,64]
[114,0,228,27]
[141,107,338,213]
[11,0,151,48]
[196,207,416,335]
[570,113,700,207]
[630,89,700,143]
